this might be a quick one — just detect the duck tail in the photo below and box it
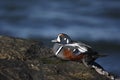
[96,53,108,58]
[92,52,108,59]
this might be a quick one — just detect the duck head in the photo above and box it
[51,33,72,44]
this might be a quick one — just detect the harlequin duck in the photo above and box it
[51,33,115,80]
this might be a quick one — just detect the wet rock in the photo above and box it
[0,35,108,80]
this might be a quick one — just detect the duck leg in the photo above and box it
[82,57,115,80]
[90,62,115,80]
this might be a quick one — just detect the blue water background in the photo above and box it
[0,0,120,75]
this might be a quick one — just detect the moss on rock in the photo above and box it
[0,35,108,80]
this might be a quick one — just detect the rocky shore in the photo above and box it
[0,35,108,80]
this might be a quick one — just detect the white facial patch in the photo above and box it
[57,36,60,42]
[64,38,67,40]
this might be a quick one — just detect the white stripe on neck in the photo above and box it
[55,46,63,55]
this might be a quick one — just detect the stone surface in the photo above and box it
[0,35,108,80]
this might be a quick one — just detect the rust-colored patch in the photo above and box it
[59,33,65,37]
[63,48,84,61]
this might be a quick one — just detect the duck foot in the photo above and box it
[85,62,116,80]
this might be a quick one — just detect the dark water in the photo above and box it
[96,52,120,75]
[0,0,120,76]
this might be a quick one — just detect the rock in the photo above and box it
[0,35,108,80]
[0,59,32,80]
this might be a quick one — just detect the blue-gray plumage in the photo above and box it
[51,33,116,80]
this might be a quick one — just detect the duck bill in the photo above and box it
[51,39,58,42]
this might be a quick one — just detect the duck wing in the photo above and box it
[64,43,89,55]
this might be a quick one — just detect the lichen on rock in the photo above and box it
[0,35,108,80]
